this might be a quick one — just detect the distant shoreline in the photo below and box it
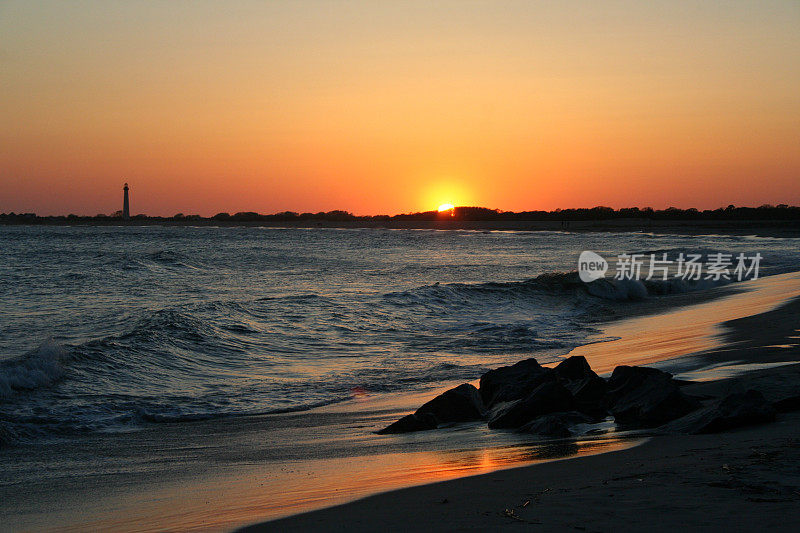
[2,217,800,237]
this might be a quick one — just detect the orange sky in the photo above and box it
[1,1,799,216]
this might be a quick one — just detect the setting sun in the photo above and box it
[2,3,800,532]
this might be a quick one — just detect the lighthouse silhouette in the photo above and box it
[122,183,130,220]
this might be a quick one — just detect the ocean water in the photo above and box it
[1,225,799,446]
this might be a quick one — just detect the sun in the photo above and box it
[437,203,455,212]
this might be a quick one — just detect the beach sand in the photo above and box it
[241,286,800,532]
[243,405,800,532]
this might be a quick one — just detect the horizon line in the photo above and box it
[3,203,800,220]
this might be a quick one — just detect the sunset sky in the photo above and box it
[1,1,799,216]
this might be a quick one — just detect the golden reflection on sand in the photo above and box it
[61,437,640,532]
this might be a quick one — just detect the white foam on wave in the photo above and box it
[584,278,649,301]
[583,276,731,301]
[0,340,66,400]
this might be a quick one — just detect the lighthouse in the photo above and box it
[122,183,130,220]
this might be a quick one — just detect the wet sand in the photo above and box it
[243,406,800,532]
[570,270,800,373]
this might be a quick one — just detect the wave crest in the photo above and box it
[0,340,67,400]
[385,270,732,307]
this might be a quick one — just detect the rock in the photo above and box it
[479,358,555,407]
[715,363,800,413]
[516,411,594,438]
[416,383,485,423]
[488,381,574,429]
[376,412,438,434]
[565,375,609,418]
[553,356,607,418]
[606,365,670,402]
[376,383,485,434]
[774,395,800,412]
[606,365,700,428]
[662,389,776,434]
[554,356,595,381]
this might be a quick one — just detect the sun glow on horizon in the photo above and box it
[437,203,455,212]
[1,3,799,215]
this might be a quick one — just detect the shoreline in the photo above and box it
[569,270,800,374]
[3,270,799,532]
[240,288,800,532]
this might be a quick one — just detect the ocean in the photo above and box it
[1,225,799,444]
[2,226,800,530]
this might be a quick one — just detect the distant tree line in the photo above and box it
[437,204,800,221]
[1,204,799,225]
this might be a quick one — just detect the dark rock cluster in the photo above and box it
[377,356,781,437]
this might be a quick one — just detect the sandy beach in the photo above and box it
[241,281,800,532]
[243,406,800,532]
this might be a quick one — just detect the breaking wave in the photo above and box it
[385,270,732,307]
[0,341,66,400]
